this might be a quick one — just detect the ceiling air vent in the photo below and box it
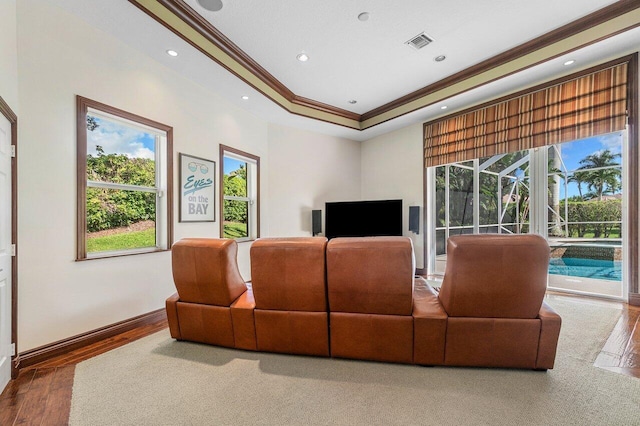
[406,33,434,50]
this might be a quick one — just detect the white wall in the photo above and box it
[266,123,361,236]
[0,0,18,110]
[361,123,425,269]
[15,0,367,351]
[15,0,270,350]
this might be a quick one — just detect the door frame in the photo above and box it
[0,95,18,379]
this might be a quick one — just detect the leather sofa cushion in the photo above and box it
[255,310,329,356]
[327,237,414,315]
[444,317,540,368]
[176,302,235,348]
[330,312,413,363]
[172,238,246,306]
[251,237,328,311]
[438,234,549,318]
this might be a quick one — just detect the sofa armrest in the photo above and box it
[413,278,448,365]
[413,279,448,319]
[230,288,257,351]
[166,292,181,340]
[536,301,562,370]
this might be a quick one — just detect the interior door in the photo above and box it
[0,113,12,392]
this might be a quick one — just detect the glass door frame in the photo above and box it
[425,131,629,302]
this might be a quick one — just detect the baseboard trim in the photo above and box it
[629,293,640,306]
[12,355,20,379]
[18,308,167,369]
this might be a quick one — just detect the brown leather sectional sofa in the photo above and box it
[166,234,561,370]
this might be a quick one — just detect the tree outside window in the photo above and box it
[220,145,259,240]
[76,96,172,259]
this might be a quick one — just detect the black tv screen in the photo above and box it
[325,199,403,239]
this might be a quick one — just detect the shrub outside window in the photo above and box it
[76,96,172,259]
[220,145,259,240]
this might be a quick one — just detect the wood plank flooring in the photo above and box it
[1,295,638,426]
[594,297,640,376]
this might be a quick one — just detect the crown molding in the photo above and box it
[128,0,640,131]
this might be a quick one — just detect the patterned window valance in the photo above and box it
[424,60,629,168]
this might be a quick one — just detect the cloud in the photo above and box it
[133,147,155,159]
[597,132,623,154]
[87,117,156,160]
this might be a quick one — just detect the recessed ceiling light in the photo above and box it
[197,0,223,12]
[166,50,178,57]
[296,53,309,62]
[440,105,448,110]
[358,12,370,22]
[241,95,249,100]
[348,100,357,104]
[564,59,576,66]
[434,55,446,62]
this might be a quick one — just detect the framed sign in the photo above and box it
[179,153,216,222]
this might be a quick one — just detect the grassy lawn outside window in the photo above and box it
[76,96,172,259]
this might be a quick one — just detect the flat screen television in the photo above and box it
[325,199,403,239]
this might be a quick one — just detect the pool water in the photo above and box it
[549,257,622,281]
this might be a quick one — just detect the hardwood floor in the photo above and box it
[594,298,640,376]
[1,295,638,426]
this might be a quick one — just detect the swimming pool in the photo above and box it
[548,257,621,281]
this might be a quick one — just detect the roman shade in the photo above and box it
[424,60,630,168]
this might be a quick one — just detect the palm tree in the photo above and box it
[577,150,621,201]
[568,171,589,200]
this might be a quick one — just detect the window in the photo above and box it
[76,96,172,259]
[220,145,260,240]
[549,136,623,240]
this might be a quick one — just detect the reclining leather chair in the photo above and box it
[434,234,561,369]
[326,236,426,363]
[250,237,330,356]
[166,238,256,350]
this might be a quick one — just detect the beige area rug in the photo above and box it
[70,295,640,425]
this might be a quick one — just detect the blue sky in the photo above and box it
[557,132,622,172]
[557,132,623,198]
[87,115,156,159]
[224,157,245,175]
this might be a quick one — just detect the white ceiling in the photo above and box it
[50,0,640,141]
[183,0,618,113]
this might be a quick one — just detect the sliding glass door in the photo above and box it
[427,131,626,299]
[546,133,625,298]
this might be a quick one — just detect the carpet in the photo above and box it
[69,295,640,425]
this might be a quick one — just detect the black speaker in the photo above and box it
[312,210,322,236]
[409,206,420,234]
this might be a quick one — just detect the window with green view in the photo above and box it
[220,145,259,240]
[77,96,172,259]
